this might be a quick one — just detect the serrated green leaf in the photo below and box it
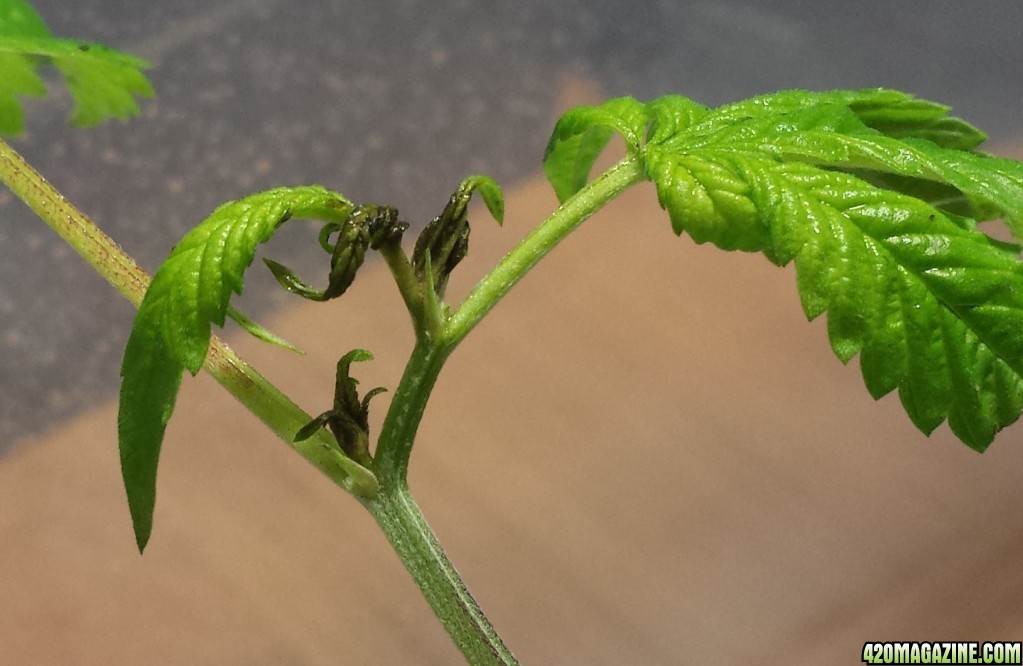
[654,90,1023,242]
[843,88,987,150]
[760,129,1023,240]
[542,97,650,202]
[687,89,985,151]
[842,171,1001,222]
[0,51,46,133]
[119,186,353,551]
[645,150,763,250]
[51,45,154,127]
[895,146,1023,239]
[0,0,153,134]
[634,90,1023,450]
[158,186,352,372]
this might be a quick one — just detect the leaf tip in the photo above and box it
[133,522,152,554]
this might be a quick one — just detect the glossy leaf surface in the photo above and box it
[545,89,1023,450]
[119,186,352,550]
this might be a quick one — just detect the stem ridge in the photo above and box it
[367,485,518,665]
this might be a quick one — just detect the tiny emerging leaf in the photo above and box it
[226,306,303,355]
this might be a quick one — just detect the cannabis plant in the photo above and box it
[2,1,1021,663]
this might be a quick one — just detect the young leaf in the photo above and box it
[412,175,505,298]
[542,97,652,203]
[469,174,506,225]
[294,349,385,466]
[226,306,303,355]
[118,311,184,552]
[545,90,1023,450]
[841,88,987,150]
[119,185,353,551]
[0,0,153,135]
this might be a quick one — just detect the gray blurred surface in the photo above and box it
[1,1,1022,447]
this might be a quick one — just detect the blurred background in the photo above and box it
[2,1,1022,663]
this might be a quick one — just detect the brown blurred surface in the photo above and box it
[3,138,1023,665]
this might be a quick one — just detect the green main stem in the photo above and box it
[367,154,645,664]
[365,486,516,665]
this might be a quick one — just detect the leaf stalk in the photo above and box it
[445,155,646,347]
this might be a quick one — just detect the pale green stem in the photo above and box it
[444,155,646,348]
[0,137,376,496]
[0,138,149,307]
[374,154,646,487]
[376,238,427,331]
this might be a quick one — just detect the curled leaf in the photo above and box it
[412,175,504,297]
[266,205,406,301]
[542,97,651,203]
[119,185,353,551]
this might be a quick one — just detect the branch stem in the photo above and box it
[377,237,425,329]
[444,155,645,348]
[0,138,150,306]
[0,137,376,496]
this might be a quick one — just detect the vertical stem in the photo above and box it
[367,157,647,662]
[373,337,449,490]
[365,486,518,665]
[369,289,515,663]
